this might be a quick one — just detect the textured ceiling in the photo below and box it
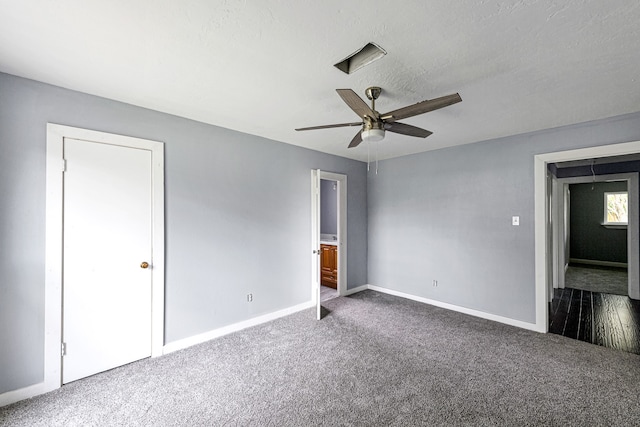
[1,1,639,162]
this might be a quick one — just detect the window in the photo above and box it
[604,191,628,225]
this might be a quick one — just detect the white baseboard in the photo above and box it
[163,300,315,354]
[2,284,542,408]
[0,381,55,408]
[343,285,368,296]
[2,300,316,407]
[569,258,628,268]
[363,285,544,332]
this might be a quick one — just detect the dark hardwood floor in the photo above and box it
[549,287,640,354]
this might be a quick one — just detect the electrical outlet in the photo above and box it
[512,216,520,226]
[247,293,253,302]
[433,280,438,287]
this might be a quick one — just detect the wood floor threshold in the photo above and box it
[549,287,640,355]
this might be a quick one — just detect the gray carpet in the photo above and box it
[565,264,628,295]
[2,290,640,426]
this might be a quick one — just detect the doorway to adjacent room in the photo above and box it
[311,170,347,318]
[536,144,640,353]
[320,178,339,302]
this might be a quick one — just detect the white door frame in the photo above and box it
[534,140,640,332]
[546,171,555,302]
[310,170,347,309]
[44,123,165,391]
[311,170,322,319]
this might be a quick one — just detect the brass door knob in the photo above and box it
[140,262,149,269]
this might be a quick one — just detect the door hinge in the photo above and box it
[61,342,67,357]
[62,159,67,172]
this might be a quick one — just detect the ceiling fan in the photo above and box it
[295,87,462,148]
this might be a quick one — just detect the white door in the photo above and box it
[62,137,153,383]
[311,169,321,320]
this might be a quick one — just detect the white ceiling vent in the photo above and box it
[334,42,386,74]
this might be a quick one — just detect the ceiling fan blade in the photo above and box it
[348,131,363,148]
[384,122,433,138]
[295,122,362,131]
[336,89,377,119]
[381,93,462,122]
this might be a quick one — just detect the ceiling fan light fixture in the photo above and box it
[361,128,385,142]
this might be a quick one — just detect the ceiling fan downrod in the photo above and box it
[365,86,381,113]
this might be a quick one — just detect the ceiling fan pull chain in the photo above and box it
[367,140,371,171]
[375,140,379,175]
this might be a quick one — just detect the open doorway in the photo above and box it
[311,170,347,317]
[566,180,628,295]
[535,143,640,332]
[320,178,339,302]
[544,159,640,353]
[551,171,639,298]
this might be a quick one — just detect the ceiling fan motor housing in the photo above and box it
[362,116,385,142]
[363,116,384,131]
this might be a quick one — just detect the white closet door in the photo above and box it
[63,137,153,383]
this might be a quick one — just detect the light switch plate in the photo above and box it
[512,216,520,226]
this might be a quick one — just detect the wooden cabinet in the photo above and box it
[321,244,338,289]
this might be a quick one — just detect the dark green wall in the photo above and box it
[569,181,628,263]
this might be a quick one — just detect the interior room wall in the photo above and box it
[368,111,640,324]
[569,181,627,264]
[0,72,368,394]
[320,179,338,235]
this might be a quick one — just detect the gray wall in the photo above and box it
[320,179,338,235]
[368,111,640,323]
[569,182,627,263]
[0,72,368,394]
